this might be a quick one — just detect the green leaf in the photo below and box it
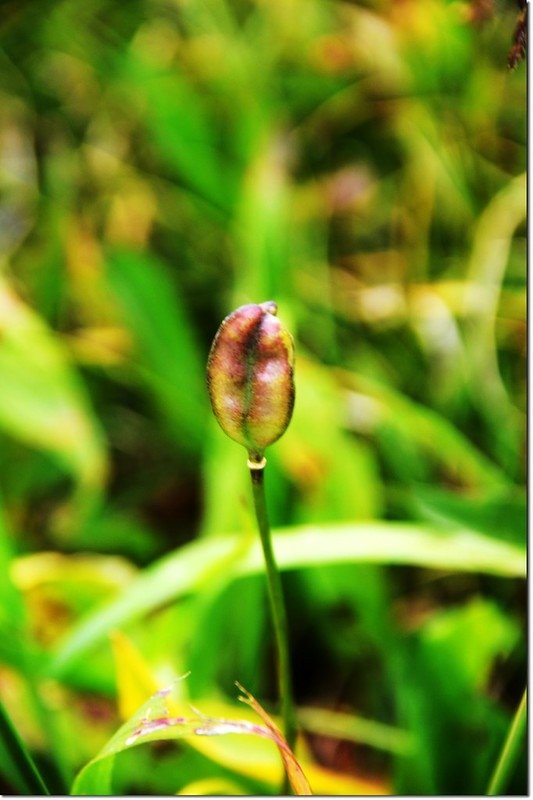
[420,598,520,694]
[105,248,207,454]
[0,277,107,495]
[0,491,27,659]
[297,707,414,756]
[0,699,50,796]
[74,755,114,796]
[393,598,521,795]
[233,135,291,300]
[277,357,384,522]
[411,485,526,546]
[487,688,527,796]
[342,371,509,489]
[50,521,525,677]
[123,52,237,212]
[72,681,311,796]
[186,576,268,698]
[50,533,253,678]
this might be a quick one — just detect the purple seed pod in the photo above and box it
[207,302,295,463]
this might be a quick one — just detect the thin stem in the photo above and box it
[249,463,297,756]
[487,687,527,796]
[0,697,50,795]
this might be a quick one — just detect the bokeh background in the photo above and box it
[0,0,526,795]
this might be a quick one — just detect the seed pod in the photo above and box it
[207,301,295,463]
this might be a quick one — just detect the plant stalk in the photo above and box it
[487,687,527,796]
[249,462,297,756]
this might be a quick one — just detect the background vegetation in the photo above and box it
[0,0,526,794]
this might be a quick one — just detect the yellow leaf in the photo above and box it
[110,631,159,720]
[176,778,247,795]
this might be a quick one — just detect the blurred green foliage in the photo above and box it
[0,0,526,794]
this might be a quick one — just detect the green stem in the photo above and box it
[0,697,50,795]
[487,687,527,796]
[249,462,297,757]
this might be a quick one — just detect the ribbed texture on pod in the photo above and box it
[207,302,295,460]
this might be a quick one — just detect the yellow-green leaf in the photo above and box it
[0,277,107,495]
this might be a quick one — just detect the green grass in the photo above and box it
[0,0,526,794]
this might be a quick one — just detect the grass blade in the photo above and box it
[487,688,527,795]
[50,522,525,677]
[298,707,414,756]
[0,698,50,796]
